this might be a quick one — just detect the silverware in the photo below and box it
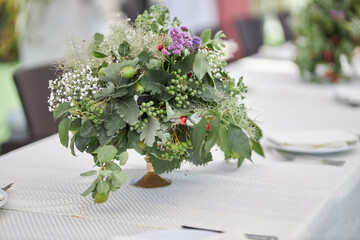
[181,226,278,240]
[244,234,278,240]
[1,183,14,191]
[273,150,345,167]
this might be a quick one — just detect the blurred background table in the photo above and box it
[1,56,360,240]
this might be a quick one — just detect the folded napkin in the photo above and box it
[334,86,360,106]
[266,130,358,150]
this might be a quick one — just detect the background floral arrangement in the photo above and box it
[49,5,263,203]
[0,0,19,62]
[294,0,360,83]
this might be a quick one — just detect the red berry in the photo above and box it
[179,116,187,125]
[157,44,164,51]
[187,72,192,78]
[206,123,211,131]
[323,49,333,62]
[329,36,338,46]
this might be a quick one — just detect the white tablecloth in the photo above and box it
[1,57,360,240]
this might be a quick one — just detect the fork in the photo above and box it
[1,183,14,191]
[272,150,346,167]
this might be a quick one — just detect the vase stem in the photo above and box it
[131,153,171,188]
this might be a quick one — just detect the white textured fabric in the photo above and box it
[1,57,360,239]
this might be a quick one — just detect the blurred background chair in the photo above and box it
[1,64,60,154]
[278,12,294,41]
[236,16,264,57]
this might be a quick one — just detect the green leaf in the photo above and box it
[140,69,169,95]
[100,64,123,85]
[97,126,113,146]
[75,134,91,152]
[112,88,128,98]
[86,137,100,153]
[191,118,207,155]
[105,162,122,171]
[237,156,245,168]
[140,116,161,147]
[104,111,126,136]
[148,155,182,174]
[188,149,213,166]
[218,124,232,159]
[138,50,152,65]
[193,52,209,80]
[70,133,77,156]
[118,151,129,166]
[93,51,108,58]
[118,41,131,57]
[251,139,264,157]
[59,118,71,147]
[69,118,81,131]
[93,33,104,45]
[204,117,221,155]
[228,124,252,159]
[200,28,212,44]
[53,102,71,120]
[81,178,98,197]
[94,82,115,99]
[165,102,174,122]
[174,55,195,74]
[80,170,97,177]
[111,171,127,188]
[96,181,110,195]
[115,98,141,125]
[80,120,97,138]
[97,145,118,163]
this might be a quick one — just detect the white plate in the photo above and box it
[0,189,8,208]
[264,138,359,154]
[334,86,360,106]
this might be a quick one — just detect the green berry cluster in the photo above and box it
[165,69,206,109]
[80,98,104,124]
[139,101,167,120]
[159,140,193,161]
[131,118,149,131]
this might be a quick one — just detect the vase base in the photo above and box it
[131,172,171,188]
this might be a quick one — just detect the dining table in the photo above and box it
[1,52,360,240]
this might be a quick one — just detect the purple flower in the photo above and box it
[191,36,202,51]
[161,48,170,55]
[330,9,346,20]
[180,26,188,31]
[172,50,181,56]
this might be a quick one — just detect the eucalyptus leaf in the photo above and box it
[118,151,129,166]
[80,170,97,177]
[97,145,118,163]
[81,178,98,197]
[96,181,110,195]
[53,102,71,120]
[75,134,91,152]
[69,118,81,131]
[193,52,209,80]
[111,171,128,188]
[237,156,245,168]
[93,32,104,45]
[228,124,252,159]
[70,133,77,156]
[251,139,264,157]
[59,118,71,147]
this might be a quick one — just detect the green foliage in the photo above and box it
[50,4,263,203]
[294,0,360,83]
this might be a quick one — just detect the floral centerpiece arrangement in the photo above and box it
[294,0,360,83]
[49,5,263,203]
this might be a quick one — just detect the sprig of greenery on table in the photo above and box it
[49,5,263,204]
[294,0,360,83]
